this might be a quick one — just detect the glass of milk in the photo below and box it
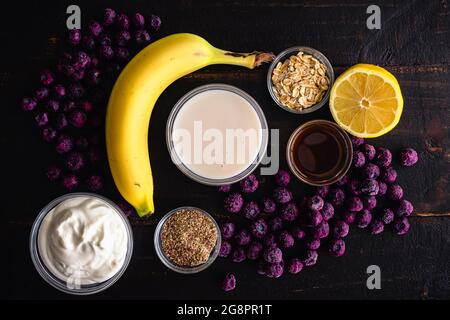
[166,84,268,185]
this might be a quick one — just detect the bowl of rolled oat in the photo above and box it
[267,46,334,114]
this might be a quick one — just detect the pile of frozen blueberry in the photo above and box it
[21,8,161,193]
[220,137,418,291]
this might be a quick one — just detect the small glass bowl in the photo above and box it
[286,120,353,186]
[154,206,221,274]
[30,192,134,295]
[166,83,268,186]
[267,46,335,114]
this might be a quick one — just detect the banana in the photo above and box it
[106,33,274,217]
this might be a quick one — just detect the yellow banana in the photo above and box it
[106,33,274,217]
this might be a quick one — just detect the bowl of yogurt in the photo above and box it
[166,84,268,185]
[30,193,133,295]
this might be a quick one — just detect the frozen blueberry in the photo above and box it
[150,14,162,30]
[279,231,294,249]
[22,97,37,111]
[353,151,366,168]
[79,100,93,113]
[380,167,397,184]
[62,174,79,190]
[269,217,283,232]
[281,203,299,222]
[240,174,259,193]
[71,69,85,81]
[273,187,292,204]
[307,238,321,250]
[394,217,410,235]
[288,258,303,275]
[356,209,372,229]
[343,211,356,224]
[34,111,49,127]
[247,242,263,260]
[388,184,404,201]
[381,208,395,224]
[336,175,350,187]
[98,34,112,46]
[251,218,268,239]
[231,247,246,263]
[313,221,330,239]
[362,163,380,180]
[329,239,346,257]
[86,175,103,191]
[362,196,377,210]
[308,195,324,211]
[333,220,349,238]
[346,196,363,212]
[100,45,114,59]
[35,87,49,100]
[378,181,388,196]
[263,247,283,264]
[360,179,379,196]
[103,8,116,26]
[347,178,361,196]
[89,21,103,37]
[46,165,61,182]
[375,147,392,167]
[220,222,236,239]
[243,201,260,220]
[328,188,346,208]
[264,233,277,248]
[303,250,318,266]
[68,110,87,128]
[222,273,236,291]
[362,144,376,160]
[351,136,364,147]
[39,69,54,86]
[87,69,102,86]
[321,202,335,221]
[234,229,251,246]
[41,126,57,142]
[218,241,232,258]
[224,193,244,213]
[133,12,146,28]
[396,199,414,217]
[275,169,291,187]
[399,148,419,167]
[266,262,284,278]
[55,135,74,154]
[55,113,68,130]
[66,151,85,171]
[67,28,81,46]
[370,220,385,235]
[316,185,330,198]
[135,30,151,46]
[262,197,276,214]
[308,210,323,227]
[116,47,130,62]
[116,13,130,30]
[292,227,306,240]
[116,30,131,46]
[73,51,91,70]
[53,84,66,100]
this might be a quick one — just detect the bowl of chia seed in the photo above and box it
[154,206,221,274]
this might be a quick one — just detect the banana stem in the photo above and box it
[210,48,275,69]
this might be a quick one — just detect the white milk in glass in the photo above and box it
[172,89,263,180]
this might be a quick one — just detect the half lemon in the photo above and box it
[329,64,403,138]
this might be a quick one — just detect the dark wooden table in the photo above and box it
[1,0,449,300]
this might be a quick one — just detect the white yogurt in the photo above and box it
[37,196,128,285]
[171,89,263,180]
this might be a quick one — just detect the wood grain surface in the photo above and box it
[0,0,449,299]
